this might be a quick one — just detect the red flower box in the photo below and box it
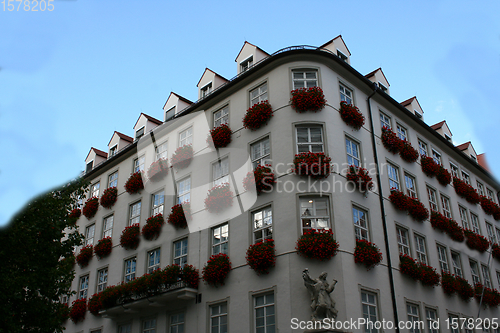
[430,211,448,232]
[246,239,276,275]
[441,272,459,295]
[142,214,165,241]
[171,144,193,169]
[124,172,144,194]
[68,208,81,220]
[82,197,99,219]
[436,166,452,186]
[381,127,404,154]
[480,196,500,219]
[407,197,429,222]
[147,159,169,182]
[346,165,373,192]
[354,239,382,270]
[447,219,465,242]
[202,253,231,287]
[463,229,490,253]
[399,254,420,280]
[290,86,326,113]
[474,283,500,308]
[421,156,439,177]
[419,263,440,287]
[88,293,102,316]
[69,299,86,323]
[400,141,419,163]
[207,124,232,149]
[456,276,474,301]
[293,152,332,179]
[100,187,117,209]
[204,183,234,214]
[167,203,191,229]
[76,245,93,268]
[120,224,140,250]
[492,244,500,262]
[389,190,408,211]
[296,229,339,261]
[243,100,273,131]
[429,211,465,242]
[242,165,276,195]
[339,101,364,130]
[453,177,480,204]
[94,237,112,259]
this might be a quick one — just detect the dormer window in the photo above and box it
[109,145,117,158]
[201,82,212,98]
[445,134,452,142]
[337,50,348,62]
[378,82,388,93]
[165,107,175,121]
[414,109,422,119]
[470,155,477,163]
[86,161,94,173]
[240,56,253,72]
[135,127,145,140]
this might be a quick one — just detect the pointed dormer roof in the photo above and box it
[133,113,162,129]
[86,147,108,161]
[234,41,269,62]
[108,131,133,146]
[319,35,351,56]
[197,68,228,88]
[401,96,424,119]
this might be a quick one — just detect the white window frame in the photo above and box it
[109,145,118,158]
[296,126,324,153]
[177,177,191,204]
[108,171,118,188]
[155,141,168,161]
[462,171,471,185]
[165,106,176,121]
[487,188,496,202]
[240,55,253,72]
[250,82,268,106]
[299,196,331,233]
[481,264,492,288]
[213,106,229,128]
[380,112,391,129]
[254,293,275,333]
[212,223,229,255]
[353,206,369,241]
[129,201,141,226]
[427,187,438,212]
[414,234,427,264]
[477,181,485,196]
[432,150,441,165]
[450,163,459,178]
[486,222,497,244]
[387,164,400,191]
[361,291,379,333]
[147,248,161,274]
[436,244,449,273]
[469,260,481,285]
[124,257,136,282]
[252,206,273,243]
[169,313,185,333]
[396,124,407,141]
[103,215,113,238]
[250,137,271,169]
[179,127,193,147]
[201,82,212,98]
[339,83,353,104]
[79,275,89,299]
[396,226,410,256]
[418,140,427,156]
[441,195,452,219]
[345,137,360,167]
[425,308,439,333]
[404,173,417,198]
[406,303,421,333]
[85,224,95,246]
[135,126,145,140]
[213,157,229,187]
[450,251,463,277]
[134,155,145,173]
[91,182,100,198]
[152,190,165,216]
[173,238,188,268]
[292,69,318,89]
[97,268,108,292]
[142,317,156,333]
[470,213,480,234]
[210,303,228,333]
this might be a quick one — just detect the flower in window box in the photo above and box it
[207,124,232,149]
[171,144,193,170]
[491,244,500,263]
[346,165,373,192]
[242,165,276,195]
[100,187,117,209]
[293,152,332,179]
[69,299,86,323]
[246,239,276,275]
[202,253,232,287]
[88,293,103,316]
[243,100,273,131]
[99,285,121,309]
[474,283,500,308]
[68,208,81,221]
[296,229,339,261]
[93,237,112,259]
[388,190,408,211]
[430,211,448,232]
[163,264,182,285]
[167,203,191,229]
[456,276,474,302]
[399,254,420,281]
[436,166,452,186]
[407,197,429,222]
[463,229,490,253]
[399,141,419,163]
[124,172,144,194]
[441,272,459,295]
[147,159,169,182]
[142,214,165,241]
[290,86,326,113]
[204,183,234,214]
[381,127,404,154]
[182,264,200,289]
[420,156,439,177]
[119,223,140,250]
[446,219,465,243]
[76,245,93,268]
[452,177,480,204]
[480,195,500,218]
[418,262,440,287]
[354,239,383,270]
[82,197,99,219]
[339,101,365,130]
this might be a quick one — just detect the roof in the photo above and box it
[364,67,390,86]
[430,120,446,130]
[196,68,229,87]
[456,141,471,151]
[172,92,194,105]
[133,113,162,129]
[478,154,491,172]
[234,41,270,62]
[85,147,108,161]
[400,97,416,107]
[319,35,352,56]
[108,131,133,146]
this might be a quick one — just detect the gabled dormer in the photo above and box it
[319,35,351,64]
[85,148,107,173]
[235,41,270,74]
[431,120,453,143]
[401,96,424,120]
[133,113,162,140]
[163,92,193,121]
[365,68,390,95]
[107,131,133,158]
[456,142,478,163]
[197,68,229,100]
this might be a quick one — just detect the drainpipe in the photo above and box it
[366,84,400,332]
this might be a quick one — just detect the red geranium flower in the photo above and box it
[421,156,439,177]
[400,141,419,163]
[94,237,112,259]
[204,183,234,214]
[436,166,452,186]
[453,177,480,204]
[246,239,276,275]
[76,245,93,268]
[346,165,373,192]
[100,187,117,209]
[82,197,99,219]
[243,100,273,131]
[293,152,331,179]
[171,145,193,170]
[207,124,232,149]
[167,203,191,229]
[142,214,165,241]
[124,172,144,194]
[463,229,490,253]
[147,159,169,182]
[88,293,103,316]
[339,101,364,130]
[290,86,326,113]
[296,229,339,261]
[381,127,404,154]
[354,239,382,270]
[69,299,86,323]
[120,224,140,250]
[243,165,276,195]
[202,253,231,287]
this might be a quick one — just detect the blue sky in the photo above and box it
[1,0,499,227]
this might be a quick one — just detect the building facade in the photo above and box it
[66,36,500,333]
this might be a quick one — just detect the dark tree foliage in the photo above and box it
[0,179,88,333]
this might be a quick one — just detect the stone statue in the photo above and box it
[302,268,338,321]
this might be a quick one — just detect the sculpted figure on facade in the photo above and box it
[302,268,338,321]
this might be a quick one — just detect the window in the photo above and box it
[212,223,229,255]
[214,106,229,128]
[345,137,360,167]
[461,171,470,185]
[177,178,191,204]
[378,82,388,93]
[450,251,463,277]
[241,55,253,72]
[79,275,89,299]
[432,150,441,165]
[441,195,452,219]
[300,197,330,233]
[134,155,145,172]
[129,201,141,226]
[396,226,410,256]
[497,271,500,287]
[414,235,427,264]
[404,174,417,198]
[361,291,379,333]
[487,188,496,202]
[296,126,324,153]
[213,157,229,186]
[252,206,273,243]
[396,124,407,141]
[201,82,212,98]
[251,137,271,169]
[418,140,427,156]
[436,245,449,273]
[179,127,193,146]
[469,260,481,285]
[486,222,496,244]
[97,268,108,292]
[86,161,93,173]
[108,172,118,188]
[254,293,275,333]
[85,224,95,246]
[387,164,400,190]
[459,206,469,229]
[109,145,117,157]
[496,228,500,245]
[102,215,113,238]
[250,82,268,106]
[337,50,348,62]
[169,313,185,333]
[156,141,168,161]
[380,112,391,129]
[124,257,136,282]
[450,163,459,178]
[481,265,492,288]
[470,213,480,234]
[339,83,353,104]
[210,303,228,333]
[353,206,369,241]
[406,303,421,333]
[165,107,176,121]
[425,308,439,333]
[118,323,132,333]
[477,181,485,196]
[292,70,317,89]
[448,314,460,333]
[142,318,156,333]
[152,191,164,216]
[147,248,161,274]
[91,182,100,198]
[136,126,145,140]
[427,187,438,212]
[173,238,188,268]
